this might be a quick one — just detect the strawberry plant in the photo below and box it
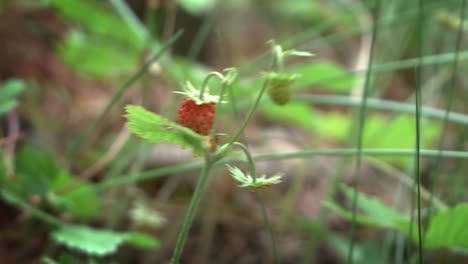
[124,43,312,263]
[2,0,468,263]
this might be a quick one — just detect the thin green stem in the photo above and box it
[210,80,229,140]
[232,142,257,182]
[94,148,468,191]
[229,72,277,146]
[1,190,62,226]
[95,159,202,191]
[295,49,468,94]
[228,56,277,145]
[228,77,269,145]
[295,95,468,125]
[415,1,424,262]
[426,0,466,228]
[254,149,468,161]
[170,162,213,264]
[258,192,280,264]
[240,1,448,76]
[449,127,468,203]
[274,44,285,72]
[66,30,183,161]
[109,0,148,41]
[220,47,279,263]
[199,72,225,101]
[364,157,447,210]
[232,143,279,262]
[347,1,381,262]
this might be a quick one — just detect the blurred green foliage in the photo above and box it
[325,185,468,251]
[1,147,100,219]
[49,0,145,77]
[52,224,159,256]
[0,79,25,115]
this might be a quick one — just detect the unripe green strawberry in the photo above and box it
[266,73,298,105]
[178,98,216,136]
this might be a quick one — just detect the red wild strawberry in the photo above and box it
[178,98,216,136]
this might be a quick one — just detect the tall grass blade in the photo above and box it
[425,0,466,243]
[346,1,381,262]
[414,0,424,262]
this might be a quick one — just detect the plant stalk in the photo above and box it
[170,161,213,264]
[199,72,225,101]
[232,142,257,182]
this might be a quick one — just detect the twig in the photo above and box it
[59,127,131,195]
[78,127,131,181]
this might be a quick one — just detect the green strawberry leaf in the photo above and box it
[289,61,360,93]
[59,184,100,219]
[51,225,127,256]
[1,147,100,220]
[125,105,206,155]
[261,102,317,133]
[340,185,410,229]
[126,232,160,249]
[51,225,160,256]
[323,185,410,235]
[425,203,468,250]
[324,186,468,251]
[50,0,146,78]
[0,79,25,102]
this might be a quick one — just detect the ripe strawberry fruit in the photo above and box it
[178,98,216,136]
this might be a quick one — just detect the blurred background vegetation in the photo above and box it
[0,0,467,263]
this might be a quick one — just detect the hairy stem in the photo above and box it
[228,78,270,145]
[228,55,277,145]
[170,162,213,264]
[258,192,280,264]
[210,81,229,140]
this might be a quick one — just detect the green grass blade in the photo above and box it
[295,49,468,94]
[188,3,219,60]
[109,0,148,41]
[1,190,62,226]
[295,95,468,125]
[347,1,381,263]
[425,0,467,245]
[413,1,424,262]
